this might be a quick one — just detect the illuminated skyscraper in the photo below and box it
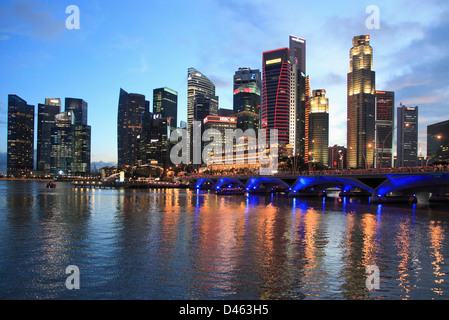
[397,104,418,167]
[117,88,148,167]
[375,91,394,168]
[262,48,291,146]
[153,87,178,133]
[37,98,61,173]
[347,35,376,169]
[7,94,34,176]
[427,119,449,164]
[233,67,261,132]
[309,90,329,168]
[187,67,219,160]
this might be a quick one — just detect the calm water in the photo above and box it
[0,180,448,300]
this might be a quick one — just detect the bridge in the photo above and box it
[182,167,449,203]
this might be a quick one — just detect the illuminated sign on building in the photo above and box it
[266,58,282,65]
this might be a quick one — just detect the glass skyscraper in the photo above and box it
[309,90,329,168]
[347,35,376,169]
[7,94,35,176]
[262,48,291,146]
[37,98,61,173]
[375,91,394,168]
[397,104,418,167]
[233,67,261,132]
[427,119,449,164]
[187,67,219,160]
[153,87,178,133]
[50,111,73,175]
[137,112,168,167]
[117,88,148,167]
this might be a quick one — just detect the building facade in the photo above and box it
[427,119,449,164]
[233,67,261,133]
[309,90,329,168]
[153,87,178,133]
[347,35,376,169]
[328,145,347,170]
[7,95,35,176]
[375,91,395,168]
[138,112,169,167]
[117,88,148,167]
[37,98,61,173]
[397,104,418,167]
[262,48,291,147]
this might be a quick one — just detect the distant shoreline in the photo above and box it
[0,178,54,182]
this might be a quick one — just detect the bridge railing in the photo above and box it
[184,165,449,179]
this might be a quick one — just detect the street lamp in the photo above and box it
[362,143,373,170]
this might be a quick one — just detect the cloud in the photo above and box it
[0,1,65,39]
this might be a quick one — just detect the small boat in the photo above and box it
[46,182,56,188]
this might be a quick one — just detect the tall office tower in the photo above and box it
[233,67,261,132]
[137,112,169,167]
[50,111,73,175]
[261,48,291,146]
[309,90,329,167]
[328,145,347,170]
[375,91,394,168]
[187,67,219,159]
[202,115,237,163]
[153,87,178,133]
[37,98,61,172]
[65,98,88,126]
[347,35,376,169]
[7,95,35,176]
[117,88,148,167]
[397,104,418,167]
[427,119,449,164]
[289,35,308,159]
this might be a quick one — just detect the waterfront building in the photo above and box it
[427,119,449,164]
[233,67,261,133]
[7,94,35,176]
[328,145,347,170]
[375,91,394,168]
[138,112,169,167]
[50,111,73,175]
[261,48,291,146]
[65,98,88,126]
[153,87,178,133]
[187,67,219,160]
[347,35,376,169]
[397,104,418,167]
[117,88,148,167]
[37,98,61,173]
[309,90,329,168]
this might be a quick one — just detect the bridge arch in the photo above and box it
[374,174,449,197]
[194,178,215,189]
[290,176,374,195]
[214,178,245,190]
[245,177,291,193]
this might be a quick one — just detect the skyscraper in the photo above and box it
[397,104,418,167]
[233,67,261,132]
[50,111,73,175]
[289,35,309,161]
[153,87,178,133]
[138,112,169,166]
[262,48,291,146]
[347,35,376,169]
[65,98,88,126]
[7,94,35,176]
[37,98,61,173]
[187,67,219,160]
[117,88,148,167]
[427,119,449,164]
[309,89,329,168]
[375,91,394,168]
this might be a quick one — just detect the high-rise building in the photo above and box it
[262,48,291,146]
[72,124,91,175]
[7,94,35,176]
[427,119,449,164]
[50,111,73,175]
[289,36,308,160]
[138,112,169,166]
[347,35,376,169]
[153,87,178,133]
[233,67,261,133]
[375,91,394,168]
[37,98,61,172]
[397,104,418,167]
[187,67,219,160]
[328,145,347,170]
[117,88,148,167]
[65,98,88,126]
[202,115,237,164]
[309,90,329,168]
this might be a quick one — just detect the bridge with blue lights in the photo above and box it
[183,170,449,203]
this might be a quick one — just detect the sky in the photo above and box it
[1,0,448,164]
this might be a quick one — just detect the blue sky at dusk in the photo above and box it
[1,0,448,163]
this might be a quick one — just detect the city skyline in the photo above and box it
[1,0,448,164]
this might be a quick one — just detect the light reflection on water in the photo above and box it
[0,181,448,300]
